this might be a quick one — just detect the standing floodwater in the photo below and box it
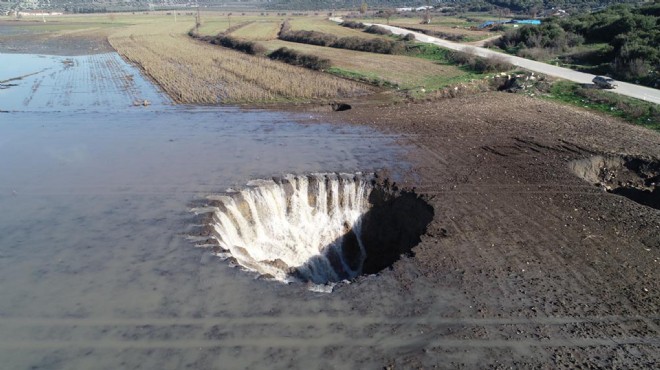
[0,53,168,111]
[0,52,410,369]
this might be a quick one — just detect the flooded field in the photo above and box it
[0,53,166,111]
[0,52,412,369]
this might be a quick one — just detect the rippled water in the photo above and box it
[0,52,410,368]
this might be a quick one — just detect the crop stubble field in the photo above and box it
[107,20,371,103]
[3,12,491,102]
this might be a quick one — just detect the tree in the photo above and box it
[382,9,393,25]
[422,0,431,24]
[359,1,368,15]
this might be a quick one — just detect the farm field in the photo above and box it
[106,20,370,103]
[3,13,486,102]
[264,39,470,90]
[230,20,280,40]
[350,13,511,41]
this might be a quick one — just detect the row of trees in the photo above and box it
[270,0,644,13]
[278,21,406,54]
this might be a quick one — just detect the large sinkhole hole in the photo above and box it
[198,173,433,285]
[571,155,660,210]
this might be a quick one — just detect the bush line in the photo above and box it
[339,21,366,29]
[447,50,514,73]
[268,47,331,71]
[364,25,392,36]
[278,21,406,55]
[190,30,266,55]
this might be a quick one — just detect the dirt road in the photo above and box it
[318,93,660,368]
[382,23,660,104]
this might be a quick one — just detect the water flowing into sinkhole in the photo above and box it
[203,173,433,285]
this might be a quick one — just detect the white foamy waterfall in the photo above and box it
[209,173,373,284]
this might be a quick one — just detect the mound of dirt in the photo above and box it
[572,155,660,210]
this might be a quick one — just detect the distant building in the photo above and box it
[396,5,433,12]
[513,19,541,25]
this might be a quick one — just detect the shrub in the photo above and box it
[364,25,392,35]
[447,50,513,73]
[278,29,338,46]
[211,35,266,55]
[496,23,582,53]
[268,47,331,70]
[340,21,366,29]
[447,50,476,65]
[331,36,403,54]
[278,20,291,37]
[402,33,416,41]
[517,47,554,61]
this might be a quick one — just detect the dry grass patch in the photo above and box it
[264,40,466,89]
[289,18,385,39]
[231,21,281,41]
[109,24,370,104]
[197,20,231,36]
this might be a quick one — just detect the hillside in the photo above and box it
[2,0,648,13]
[270,0,645,12]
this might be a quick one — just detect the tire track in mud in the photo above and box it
[0,337,657,350]
[0,316,657,350]
[22,75,44,107]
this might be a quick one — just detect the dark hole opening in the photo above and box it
[291,182,434,284]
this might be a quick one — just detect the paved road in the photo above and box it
[329,18,660,105]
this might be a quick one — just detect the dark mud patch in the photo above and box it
[191,174,434,287]
[331,102,352,111]
[571,155,660,210]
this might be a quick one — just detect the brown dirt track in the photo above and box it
[316,93,659,368]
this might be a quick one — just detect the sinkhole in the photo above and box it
[197,173,434,285]
[571,155,660,210]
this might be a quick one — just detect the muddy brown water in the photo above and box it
[0,52,416,369]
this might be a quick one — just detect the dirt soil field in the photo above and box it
[311,92,660,368]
